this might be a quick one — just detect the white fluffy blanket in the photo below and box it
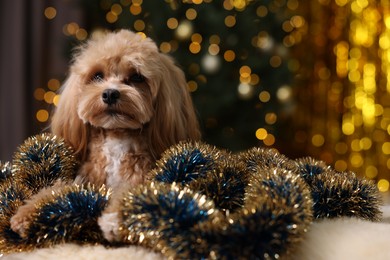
[4,206,390,260]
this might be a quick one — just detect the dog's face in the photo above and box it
[51,29,201,159]
[76,55,153,130]
[72,31,160,130]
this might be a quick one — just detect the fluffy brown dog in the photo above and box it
[10,29,201,237]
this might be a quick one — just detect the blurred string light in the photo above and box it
[291,0,390,191]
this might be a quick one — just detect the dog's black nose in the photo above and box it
[102,89,120,105]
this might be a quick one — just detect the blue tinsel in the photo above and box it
[26,185,109,244]
[154,148,215,185]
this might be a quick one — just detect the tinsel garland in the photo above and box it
[25,184,110,246]
[0,134,383,258]
[296,157,382,221]
[0,180,31,253]
[0,161,12,183]
[12,134,78,193]
[150,141,229,185]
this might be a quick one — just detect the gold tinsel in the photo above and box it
[24,183,110,247]
[12,133,78,193]
[235,146,298,173]
[118,182,217,254]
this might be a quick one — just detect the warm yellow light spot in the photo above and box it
[223,0,234,10]
[360,137,372,150]
[65,22,79,35]
[287,0,299,10]
[282,21,294,33]
[290,16,305,28]
[76,29,88,41]
[256,6,268,17]
[167,18,178,29]
[34,88,45,101]
[312,134,325,147]
[263,134,275,146]
[208,44,220,55]
[382,142,390,154]
[378,179,390,192]
[130,5,142,15]
[270,56,282,68]
[192,0,203,4]
[334,160,348,172]
[351,139,361,151]
[191,33,203,43]
[259,91,271,103]
[48,79,60,91]
[342,122,355,135]
[132,0,143,6]
[250,74,260,85]
[255,128,268,140]
[136,32,146,39]
[36,110,49,123]
[232,0,247,10]
[225,15,236,27]
[44,91,56,104]
[44,7,57,20]
[348,70,361,82]
[238,83,253,99]
[53,95,60,106]
[111,4,122,15]
[187,81,198,92]
[265,113,277,125]
[365,166,378,179]
[380,35,390,49]
[350,153,363,168]
[186,8,197,20]
[209,35,220,44]
[277,85,292,102]
[335,0,348,6]
[160,42,171,53]
[134,19,145,31]
[189,42,201,54]
[176,21,193,40]
[224,50,236,62]
[106,12,118,23]
[240,65,251,76]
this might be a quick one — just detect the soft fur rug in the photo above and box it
[3,206,390,260]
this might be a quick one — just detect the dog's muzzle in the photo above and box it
[102,89,120,105]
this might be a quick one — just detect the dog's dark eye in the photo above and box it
[125,73,145,84]
[91,72,104,82]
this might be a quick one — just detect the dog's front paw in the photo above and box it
[98,212,120,242]
[10,201,37,238]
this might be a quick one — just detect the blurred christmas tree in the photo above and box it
[75,0,297,152]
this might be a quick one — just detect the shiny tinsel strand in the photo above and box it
[0,161,13,184]
[119,182,217,257]
[310,170,382,221]
[151,141,229,185]
[25,184,110,246]
[0,180,33,254]
[295,157,331,184]
[188,161,249,212]
[12,133,79,193]
[194,167,313,259]
[236,147,298,174]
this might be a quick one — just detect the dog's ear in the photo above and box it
[51,73,89,160]
[147,54,201,159]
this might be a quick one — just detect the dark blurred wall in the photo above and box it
[0,0,82,161]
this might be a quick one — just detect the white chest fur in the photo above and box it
[102,135,133,188]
